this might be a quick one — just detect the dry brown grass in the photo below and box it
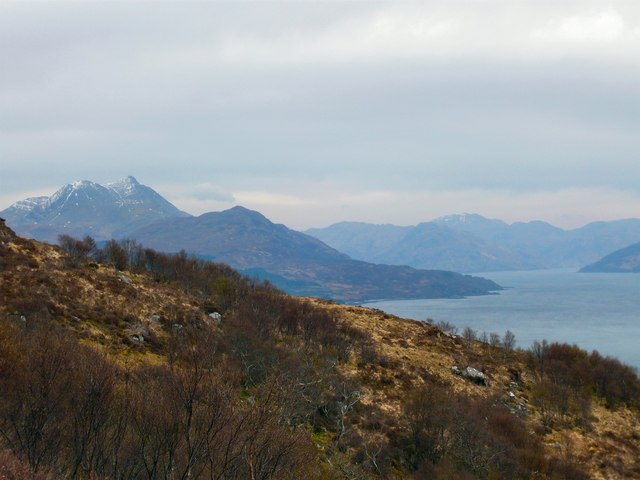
[1,221,638,480]
[310,299,640,480]
[546,404,640,480]
[0,229,212,364]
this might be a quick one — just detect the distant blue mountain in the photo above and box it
[307,214,640,272]
[0,180,502,301]
[127,206,501,302]
[580,242,640,273]
[304,222,412,261]
[306,220,536,272]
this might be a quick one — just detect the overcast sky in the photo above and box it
[1,1,640,229]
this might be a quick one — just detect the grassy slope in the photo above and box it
[0,222,638,479]
[317,300,640,480]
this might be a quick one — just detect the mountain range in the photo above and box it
[0,178,500,302]
[3,177,637,300]
[306,213,640,272]
[126,206,500,301]
[1,176,189,242]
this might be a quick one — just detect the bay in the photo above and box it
[362,269,640,369]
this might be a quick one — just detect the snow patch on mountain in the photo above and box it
[10,196,49,212]
[105,176,140,198]
[0,176,191,242]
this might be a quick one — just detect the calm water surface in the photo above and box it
[363,269,640,369]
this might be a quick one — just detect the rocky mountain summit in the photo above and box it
[1,176,190,242]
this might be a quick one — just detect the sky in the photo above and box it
[1,0,640,230]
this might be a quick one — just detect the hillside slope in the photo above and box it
[1,219,639,479]
[127,206,501,302]
[580,241,640,273]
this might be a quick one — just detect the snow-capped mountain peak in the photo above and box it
[48,180,109,208]
[9,196,49,213]
[105,176,141,198]
[1,176,190,242]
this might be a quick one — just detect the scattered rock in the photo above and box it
[208,312,222,324]
[172,323,184,331]
[126,319,149,340]
[452,365,488,385]
[509,401,529,416]
[130,334,144,342]
[117,273,132,284]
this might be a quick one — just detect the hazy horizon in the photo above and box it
[3,175,639,232]
[2,1,640,230]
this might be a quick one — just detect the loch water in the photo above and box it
[362,269,640,369]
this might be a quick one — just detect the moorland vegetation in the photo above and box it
[0,221,639,479]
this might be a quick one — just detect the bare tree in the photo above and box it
[58,234,94,267]
[489,332,502,348]
[67,349,117,478]
[435,320,458,335]
[462,326,477,343]
[503,330,516,352]
[0,326,74,472]
[335,383,362,443]
[102,239,128,271]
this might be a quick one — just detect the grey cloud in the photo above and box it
[2,1,640,226]
[189,184,236,202]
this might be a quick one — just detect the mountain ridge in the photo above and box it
[128,206,501,302]
[1,179,501,302]
[1,176,190,242]
[5,177,639,297]
[307,215,640,272]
